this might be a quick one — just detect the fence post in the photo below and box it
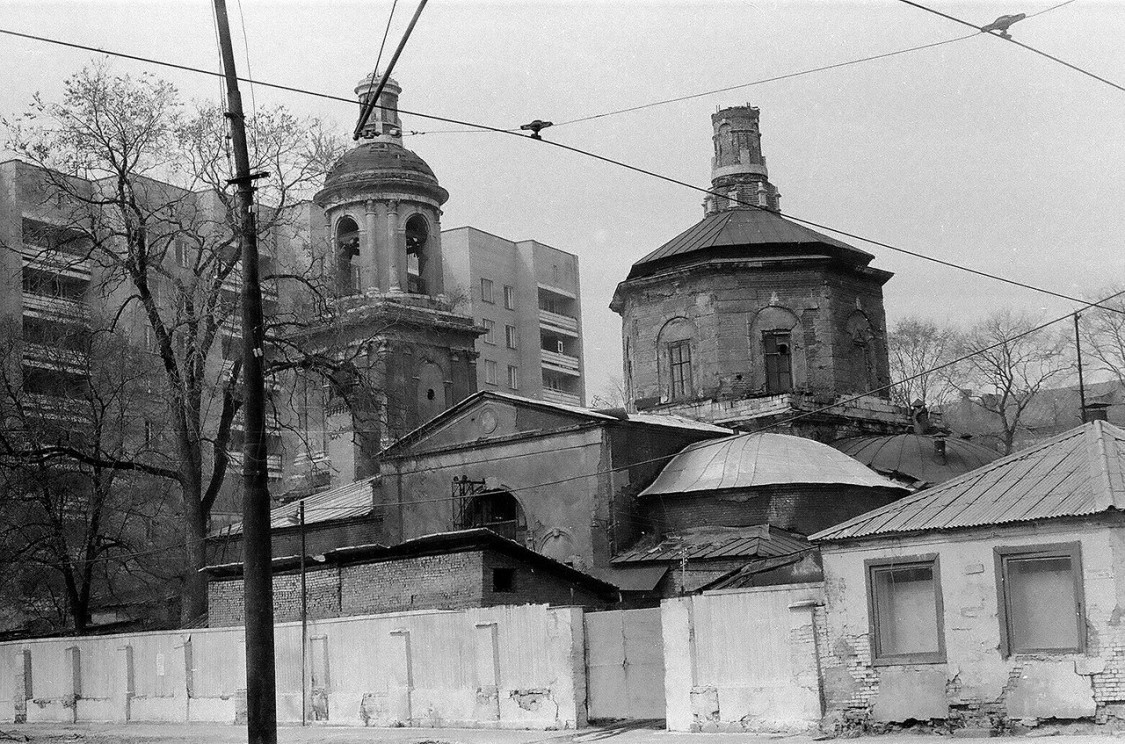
[116,645,134,722]
[473,621,501,722]
[388,629,413,725]
[661,597,695,731]
[64,646,80,724]
[178,636,193,722]
[14,648,31,724]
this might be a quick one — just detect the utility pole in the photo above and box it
[299,501,307,726]
[212,2,277,743]
[1075,312,1087,423]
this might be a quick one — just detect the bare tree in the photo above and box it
[0,321,180,631]
[886,316,958,408]
[2,61,348,621]
[1079,290,1125,387]
[590,376,629,409]
[949,310,1074,454]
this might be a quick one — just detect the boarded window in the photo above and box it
[668,340,692,399]
[997,544,1084,655]
[867,557,944,664]
[763,331,793,393]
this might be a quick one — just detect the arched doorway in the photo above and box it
[462,490,526,543]
[404,214,429,295]
[335,216,360,295]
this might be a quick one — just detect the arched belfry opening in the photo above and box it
[336,216,361,295]
[404,214,429,295]
[462,490,526,543]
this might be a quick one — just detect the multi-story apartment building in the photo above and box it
[443,227,585,407]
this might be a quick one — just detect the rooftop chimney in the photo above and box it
[1085,403,1110,422]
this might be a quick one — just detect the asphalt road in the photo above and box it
[6,723,1125,744]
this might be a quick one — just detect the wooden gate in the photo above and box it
[585,608,664,721]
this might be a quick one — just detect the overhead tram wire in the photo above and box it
[374,0,400,76]
[896,0,1125,95]
[353,0,429,140]
[552,32,979,128]
[0,26,1120,314]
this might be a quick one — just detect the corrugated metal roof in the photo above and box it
[698,549,821,591]
[640,432,908,498]
[833,433,1000,487]
[626,208,874,280]
[613,525,810,564]
[216,476,379,537]
[811,421,1125,542]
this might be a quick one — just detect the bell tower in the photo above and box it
[290,75,481,490]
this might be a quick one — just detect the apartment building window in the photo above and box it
[484,360,498,385]
[996,543,1085,655]
[763,331,793,393]
[668,340,692,399]
[507,365,520,390]
[505,325,518,350]
[504,285,515,310]
[482,318,496,345]
[480,278,494,304]
[866,555,945,664]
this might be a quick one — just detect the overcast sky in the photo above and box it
[2,0,1123,400]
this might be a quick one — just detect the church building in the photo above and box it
[611,105,904,442]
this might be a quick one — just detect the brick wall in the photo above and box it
[208,546,610,627]
[340,551,484,615]
[208,565,341,628]
[481,550,609,609]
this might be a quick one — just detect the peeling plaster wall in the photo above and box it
[0,603,587,730]
[819,520,1125,730]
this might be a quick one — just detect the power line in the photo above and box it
[896,0,1125,95]
[552,32,978,128]
[1,26,1111,315]
[374,0,400,76]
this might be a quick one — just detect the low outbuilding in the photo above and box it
[811,420,1125,732]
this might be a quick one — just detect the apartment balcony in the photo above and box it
[540,349,581,376]
[23,343,86,374]
[541,388,582,407]
[22,293,89,323]
[20,245,91,279]
[538,308,579,337]
[26,393,88,422]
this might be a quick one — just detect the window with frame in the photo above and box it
[996,543,1085,656]
[668,340,692,399]
[483,360,497,385]
[505,325,518,350]
[507,365,520,390]
[480,278,494,304]
[763,331,793,393]
[504,285,516,310]
[482,318,496,345]
[867,556,945,664]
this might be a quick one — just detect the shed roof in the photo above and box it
[612,524,810,564]
[811,420,1125,542]
[625,207,875,281]
[640,432,908,498]
[213,476,379,538]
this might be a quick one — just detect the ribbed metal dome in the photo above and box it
[640,432,908,498]
[832,433,1000,488]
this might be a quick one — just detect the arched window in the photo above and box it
[462,490,526,543]
[404,214,429,295]
[846,312,880,393]
[657,317,696,401]
[335,217,360,295]
[751,306,803,394]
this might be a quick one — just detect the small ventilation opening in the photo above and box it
[492,568,515,593]
[426,388,436,401]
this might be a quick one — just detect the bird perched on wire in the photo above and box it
[980,12,1026,39]
[520,120,554,140]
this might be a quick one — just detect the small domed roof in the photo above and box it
[640,432,908,498]
[832,433,1000,488]
[316,142,448,206]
